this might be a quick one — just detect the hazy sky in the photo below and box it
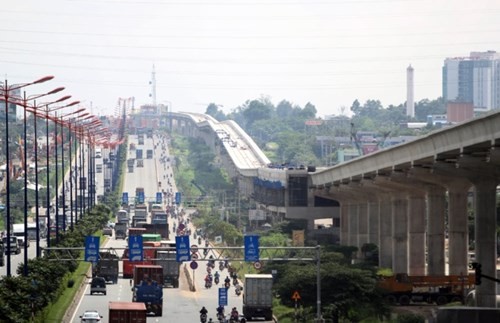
[1,0,500,118]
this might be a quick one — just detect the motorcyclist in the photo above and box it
[214,271,220,279]
[224,276,231,288]
[216,305,225,318]
[200,306,208,322]
[230,307,239,320]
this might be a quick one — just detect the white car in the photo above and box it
[80,310,102,322]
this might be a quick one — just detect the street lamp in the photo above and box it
[41,100,79,247]
[17,87,66,275]
[0,76,54,277]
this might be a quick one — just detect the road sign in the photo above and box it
[191,244,199,253]
[244,235,260,262]
[253,261,262,270]
[122,192,129,205]
[175,192,181,205]
[137,191,145,204]
[190,261,198,270]
[156,192,162,204]
[218,287,228,306]
[84,236,99,263]
[292,290,301,301]
[128,235,143,261]
[175,235,191,262]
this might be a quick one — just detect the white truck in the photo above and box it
[116,209,129,224]
[243,274,273,321]
[12,223,29,247]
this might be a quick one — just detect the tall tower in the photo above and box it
[406,64,415,118]
[149,64,157,107]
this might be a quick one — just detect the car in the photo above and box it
[90,277,106,295]
[102,227,113,236]
[80,310,102,322]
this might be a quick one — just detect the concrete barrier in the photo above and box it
[183,263,196,292]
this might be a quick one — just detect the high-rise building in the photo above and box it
[406,65,415,118]
[442,51,500,112]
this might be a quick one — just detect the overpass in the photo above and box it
[166,110,500,307]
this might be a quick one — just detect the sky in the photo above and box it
[1,0,500,118]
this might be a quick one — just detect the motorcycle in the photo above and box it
[214,276,220,285]
[205,280,212,289]
[229,313,239,323]
[219,261,225,271]
[200,313,207,323]
[235,286,242,296]
[216,312,224,322]
[232,278,239,286]
[224,281,230,289]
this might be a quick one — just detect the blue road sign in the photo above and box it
[244,235,260,262]
[137,191,145,204]
[122,192,129,205]
[128,235,144,261]
[175,235,191,262]
[175,192,181,205]
[84,236,100,263]
[219,287,228,306]
[156,192,162,204]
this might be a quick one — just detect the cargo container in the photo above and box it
[136,149,143,159]
[146,149,153,159]
[109,301,147,323]
[137,223,169,240]
[142,233,162,242]
[243,274,273,320]
[122,241,158,278]
[93,252,119,284]
[133,264,164,287]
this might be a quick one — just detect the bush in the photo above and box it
[396,313,425,323]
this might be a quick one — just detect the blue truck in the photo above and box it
[133,279,163,316]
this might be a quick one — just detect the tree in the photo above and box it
[242,99,274,128]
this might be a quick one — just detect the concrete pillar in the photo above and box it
[348,203,359,247]
[427,186,446,275]
[368,200,379,244]
[340,203,349,245]
[358,202,369,249]
[448,183,471,275]
[392,194,408,274]
[408,193,426,275]
[379,197,393,269]
[473,180,498,308]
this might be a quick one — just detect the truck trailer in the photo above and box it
[377,273,475,305]
[109,301,147,323]
[155,250,179,288]
[93,252,119,284]
[243,274,273,320]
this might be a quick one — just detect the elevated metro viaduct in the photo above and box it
[167,109,500,307]
[310,110,500,308]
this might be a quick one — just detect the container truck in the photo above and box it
[136,149,143,160]
[93,252,119,284]
[243,274,273,320]
[114,222,128,240]
[116,209,129,223]
[151,212,168,225]
[109,301,147,323]
[138,135,144,145]
[146,149,153,159]
[155,250,179,288]
[122,241,158,278]
[137,223,169,240]
[136,159,144,168]
[377,273,475,305]
[133,279,163,316]
[127,158,134,172]
[12,223,29,247]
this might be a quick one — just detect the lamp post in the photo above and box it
[59,110,87,230]
[25,92,68,257]
[18,87,66,275]
[0,75,54,277]
[41,100,78,247]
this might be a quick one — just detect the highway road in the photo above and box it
[70,133,245,322]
